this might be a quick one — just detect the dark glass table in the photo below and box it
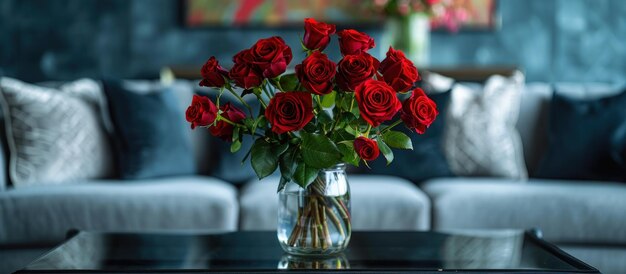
[15,230,599,273]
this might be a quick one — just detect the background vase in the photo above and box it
[380,13,430,67]
[277,164,351,256]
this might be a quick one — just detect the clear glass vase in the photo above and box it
[277,164,351,256]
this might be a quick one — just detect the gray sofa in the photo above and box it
[1,80,625,274]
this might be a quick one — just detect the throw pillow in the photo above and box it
[443,71,528,179]
[535,89,626,181]
[102,80,196,179]
[0,77,114,187]
[363,77,454,183]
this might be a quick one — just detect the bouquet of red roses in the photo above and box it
[187,18,437,187]
[186,18,437,252]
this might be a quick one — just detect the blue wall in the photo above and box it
[1,0,625,83]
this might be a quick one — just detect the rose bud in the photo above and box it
[336,52,380,92]
[210,103,246,141]
[249,36,293,78]
[401,88,438,134]
[379,47,420,93]
[229,62,263,89]
[337,29,375,56]
[354,137,380,161]
[295,51,337,95]
[185,95,218,129]
[355,79,402,127]
[265,92,314,134]
[303,18,336,51]
[199,56,229,88]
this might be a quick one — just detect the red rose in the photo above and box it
[233,48,255,64]
[199,56,229,88]
[379,47,420,93]
[354,137,380,161]
[185,95,218,129]
[336,52,380,92]
[250,36,293,78]
[355,79,402,127]
[303,18,336,51]
[229,62,263,89]
[337,29,375,56]
[265,92,314,134]
[295,51,337,95]
[401,88,438,134]
[210,103,246,141]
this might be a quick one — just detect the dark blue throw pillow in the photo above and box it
[359,90,454,183]
[535,89,626,181]
[103,80,196,179]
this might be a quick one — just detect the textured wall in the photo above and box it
[0,0,625,83]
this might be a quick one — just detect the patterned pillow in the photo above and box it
[0,77,114,187]
[443,71,528,179]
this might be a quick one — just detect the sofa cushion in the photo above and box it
[443,72,528,179]
[0,78,114,186]
[0,176,238,245]
[422,178,626,245]
[103,80,196,179]
[239,175,431,230]
[535,89,626,181]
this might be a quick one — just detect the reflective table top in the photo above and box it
[17,230,599,273]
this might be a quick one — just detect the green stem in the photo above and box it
[226,87,254,117]
[315,95,323,109]
[380,119,403,134]
[349,96,355,113]
[218,116,244,127]
[274,78,284,92]
[364,125,372,137]
[255,93,268,109]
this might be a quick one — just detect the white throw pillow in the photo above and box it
[443,71,528,179]
[0,78,114,187]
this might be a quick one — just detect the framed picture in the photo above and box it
[182,0,380,28]
[182,0,498,31]
[431,0,499,31]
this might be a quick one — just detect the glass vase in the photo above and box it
[277,164,351,256]
[380,13,430,66]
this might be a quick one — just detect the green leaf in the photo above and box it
[321,91,336,108]
[382,130,413,150]
[277,177,288,193]
[377,138,394,165]
[293,161,319,188]
[317,109,333,126]
[279,73,299,91]
[337,142,360,167]
[344,126,359,137]
[242,118,255,129]
[350,105,360,117]
[250,139,286,179]
[232,127,240,142]
[300,132,342,169]
[279,146,297,179]
[230,140,242,153]
[331,129,354,143]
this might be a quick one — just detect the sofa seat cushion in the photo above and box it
[422,178,626,245]
[240,175,431,231]
[0,176,238,245]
